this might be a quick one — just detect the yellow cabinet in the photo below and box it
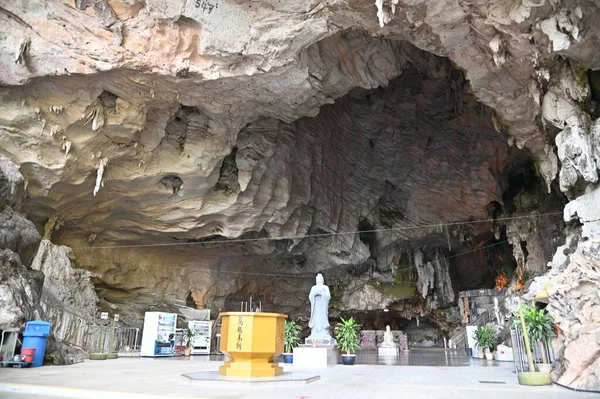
[219,312,287,377]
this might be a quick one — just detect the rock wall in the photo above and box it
[548,237,600,390]
[31,239,99,355]
[547,187,600,390]
[32,240,98,319]
[537,33,600,390]
[0,249,44,328]
[0,157,44,328]
[0,157,95,364]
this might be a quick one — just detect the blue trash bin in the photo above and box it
[22,320,51,367]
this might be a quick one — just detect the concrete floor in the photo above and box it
[0,354,596,399]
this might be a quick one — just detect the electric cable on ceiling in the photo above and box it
[74,224,562,279]
[72,211,564,250]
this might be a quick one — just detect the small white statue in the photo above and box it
[381,325,395,347]
[493,297,503,325]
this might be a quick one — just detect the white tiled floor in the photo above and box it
[0,355,595,399]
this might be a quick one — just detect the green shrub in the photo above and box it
[513,302,556,363]
[334,316,361,355]
[519,304,556,344]
[284,320,302,353]
[474,325,496,351]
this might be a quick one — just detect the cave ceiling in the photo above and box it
[0,0,596,321]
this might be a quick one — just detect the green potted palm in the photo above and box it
[283,320,302,363]
[474,325,496,360]
[334,316,361,365]
[182,328,195,356]
[519,304,556,373]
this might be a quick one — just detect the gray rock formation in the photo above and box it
[548,238,600,390]
[0,158,96,364]
[0,249,43,328]
[0,156,44,328]
[0,157,25,212]
[31,240,98,319]
[546,186,600,389]
[0,206,43,268]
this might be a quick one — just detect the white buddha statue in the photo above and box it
[307,273,332,342]
[381,325,396,347]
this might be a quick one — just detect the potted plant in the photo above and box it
[473,326,485,358]
[183,328,195,356]
[519,303,556,373]
[474,325,496,360]
[334,316,361,365]
[283,320,302,363]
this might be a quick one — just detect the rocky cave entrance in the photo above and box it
[11,30,565,349]
[2,0,598,387]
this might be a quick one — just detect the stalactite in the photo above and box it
[93,158,108,197]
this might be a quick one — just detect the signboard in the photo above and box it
[114,314,120,322]
[100,312,109,320]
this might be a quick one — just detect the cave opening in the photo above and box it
[451,228,517,292]
[358,219,378,261]
[501,153,538,210]
[520,241,529,265]
[17,30,565,354]
[89,36,535,339]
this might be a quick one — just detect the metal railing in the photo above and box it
[41,299,94,350]
[210,314,222,354]
[448,310,491,349]
[510,324,554,373]
[40,298,140,355]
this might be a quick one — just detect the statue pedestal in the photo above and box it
[378,346,398,356]
[293,345,337,369]
[218,312,287,377]
[305,337,335,346]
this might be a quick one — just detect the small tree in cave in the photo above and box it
[514,303,556,365]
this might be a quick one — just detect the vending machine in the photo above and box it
[188,320,211,355]
[140,312,177,357]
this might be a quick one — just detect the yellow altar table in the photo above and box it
[219,312,287,377]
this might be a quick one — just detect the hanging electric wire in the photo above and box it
[73,223,563,279]
[71,211,564,250]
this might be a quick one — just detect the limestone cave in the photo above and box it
[0,0,599,391]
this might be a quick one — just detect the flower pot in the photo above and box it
[341,354,356,365]
[517,372,552,386]
[478,349,485,359]
[484,350,494,360]
[282,353,293,364]
[89,353,107,360]
[184,348,191,356]
[537,363,552,373]
[106,353,118,360]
